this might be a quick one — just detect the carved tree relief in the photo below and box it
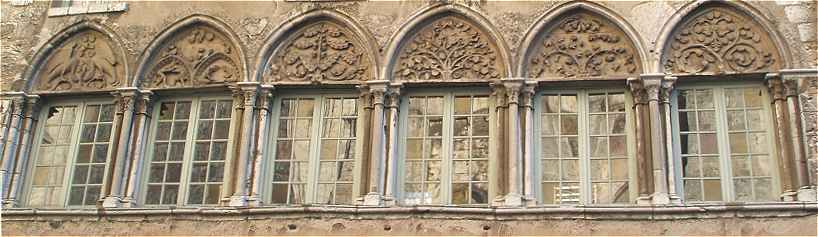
[144,25,241,89]
[664,8,781,74]
[528,12,641,78]
[395,16,504,81]
[36,30,124,92]
[265,21,371,83]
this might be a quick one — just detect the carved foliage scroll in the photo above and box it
[395,16,504,81]
[265,21,371,83]
[664,8,781,74]
[144,25,241,89]
[528,12,641,78]
[36,30,124,92]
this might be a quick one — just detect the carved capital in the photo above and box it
[766,73,786,102]
[136,90,155,115]
[640,75,663,102]
[386,84,402,109]
[783,79,799,98]
[627,77,648,105]
[230,86,246,109]
[521,82,537,109]
[660,76,677,104]
[368,80,389,106]
[23,95,41,120]
[502,79,524,105]
[113,88,139,115]
[256,86,274,111]
[490,82,507,108]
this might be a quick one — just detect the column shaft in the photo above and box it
[123,91,153,207]
[1,95,25,200]
[383,84,401,205]
[6,96,39,207]
[364,82,387,205]
[103,89,138,207]
[767,75,798,199]
[249,87,272,206]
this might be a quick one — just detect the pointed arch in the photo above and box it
[382,3,513,82]
[655,0,790,74]
[133,14,248,89]
[517,1,648,79]
[24,20,129,93]
[254,9,380,85]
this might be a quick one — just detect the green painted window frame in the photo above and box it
[24,98,116,208]
[396,88,495,206]
[264,91,364,205]
[532,88,638,205]
[670,82,780,203]
[140,94,235,207]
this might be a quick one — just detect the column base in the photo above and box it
[383,195,397,206]
[102,196,125,208]
[636,195,652,205]
[121,197,138,208]
[796,187,817,201]
[2,199,19,208]
[669,194,682,205]
[650,192,670,205]
[780,191,798,201]
[228,195,251,207]
[500,193,525,207]
[523,195,537,207]
[362,192,384,206]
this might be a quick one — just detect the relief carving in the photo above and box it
[265,21,371,83]
[664,8,781,74]
[528,12,640,78]
[395,16,504,81]
[35,30,124,92]
[144,25,241,89]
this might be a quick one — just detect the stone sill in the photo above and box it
[2,202,816,221]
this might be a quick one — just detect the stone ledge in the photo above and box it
[2,202,816,221]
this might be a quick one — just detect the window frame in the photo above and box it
[140,94,235,207]
[24,98,116,208]
[532,88,638,205]
[670,82,781,203]
[396,88,496,206]
[264,90,365,206]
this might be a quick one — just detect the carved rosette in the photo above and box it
[664,8,781,74]
[144,25,241,89]
[36,30,124,92]
[528,12,641,78]
[266,21,371,83]
[395,16,504,81]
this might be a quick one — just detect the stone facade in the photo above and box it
[1,0,816,235]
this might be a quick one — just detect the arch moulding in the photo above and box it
[653,0,793,74]
[516,1,649,79]
[132,14,249,89]
[381,3,514,82]
[253,9,381,85]
[23,20,130,94]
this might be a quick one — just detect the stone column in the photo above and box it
[628,78,653,204]
[502,78,524,206]
[355,85,372,202]
[102,88,138,208]
[248,85,273,206]
[521,81,537,206]
[363,80,388,206]
[642,74,670,205]
[0,93,25,201]
[659,76,682,204]
[0,98,12,166]
[221,87,246,205]
[781,69,818,201]
[229,82,259,207]
[490,82,507,206]
[383,83,402,206]
[5,95,40,207]
[766,74,798,201]
[123,91,154,207]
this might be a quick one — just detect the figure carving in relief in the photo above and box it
[665,9,779,74]
[146,27,240,88]
[528,13,639,78]
[38,31,121,91]
[395,17,502,81]
[266,22,369,83]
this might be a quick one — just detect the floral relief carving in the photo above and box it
[664,8,781,74]
[36,30,124,92]
[528,12,640,78]
[144,25,241,89]
[395,16,504,81]
[266,21,371,83]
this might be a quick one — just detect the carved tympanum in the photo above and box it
[528,12,641,78]
[144,25,241,89]
[395,16,504,81]
[265,21,371,83]
[36,30,124,92]
[664,8,781,74]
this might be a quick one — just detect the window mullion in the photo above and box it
[713,88,734,201]
[307,95,323,204]
[577,91,591,204]
[442,93,453,205]
[178,98,199,205]
[62,102,85,207]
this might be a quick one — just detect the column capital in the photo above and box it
[386,83,402,109]
[640,75,663,102]
[660,76,677,104]
[627,77,648,105]
[765,73,786,102]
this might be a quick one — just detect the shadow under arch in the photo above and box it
[132,14,249,88]
[516,0,650,78]
[381,3,514,81]
[653,0,793,73]
[253,9,381,84]
[22,20,130,93]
